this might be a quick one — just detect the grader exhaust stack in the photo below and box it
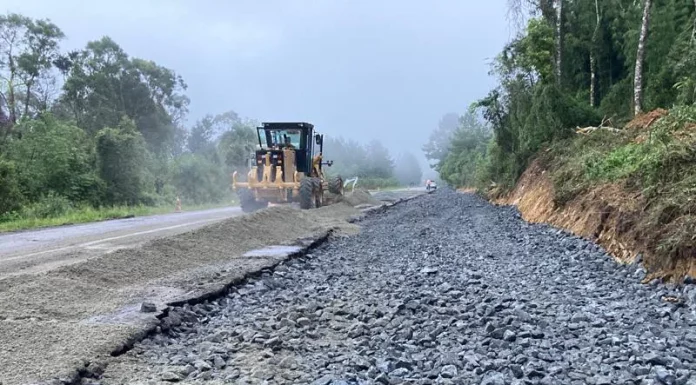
[232,122,343,212]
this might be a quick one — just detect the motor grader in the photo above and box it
[231,122,343,212]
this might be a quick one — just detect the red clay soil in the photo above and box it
[626,108,668,130]
[493,159,691,281]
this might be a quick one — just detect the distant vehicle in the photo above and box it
[426,180,437,191]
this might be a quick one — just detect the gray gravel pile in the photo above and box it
[105,188,696,385]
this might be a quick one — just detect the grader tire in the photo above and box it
[313,178,324,208]
[238,188,268,213]
[328,175,344,195]
[299,177,314,210]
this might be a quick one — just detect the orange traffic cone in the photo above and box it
[175,196,182,213]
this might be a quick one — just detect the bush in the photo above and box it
[6,115,100,204]
[354,177,400,190]
[173,154,230,204]
[96,118,148,205]
[22,192,73,219]
[0,159,24,216]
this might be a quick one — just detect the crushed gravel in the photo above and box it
[102,188,696,385]
[0,203,362,385]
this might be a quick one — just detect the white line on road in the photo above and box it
[0,217,225,263]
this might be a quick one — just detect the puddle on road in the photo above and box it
[242,245,303,258]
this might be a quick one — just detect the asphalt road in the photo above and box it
[0,207,243,278]
[0,188,423,279]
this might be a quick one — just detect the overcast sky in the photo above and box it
[2,0,512,170]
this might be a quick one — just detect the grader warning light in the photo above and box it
[231,122,343,212]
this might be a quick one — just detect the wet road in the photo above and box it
[0,207,243,278]
[0,188,424,278]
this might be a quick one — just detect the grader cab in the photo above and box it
[232,122,344,212]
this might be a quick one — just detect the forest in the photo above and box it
[427,0,696,268]
[0,13,408,230]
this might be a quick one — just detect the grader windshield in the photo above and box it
[258,128,302,149]
[257,122,311,150]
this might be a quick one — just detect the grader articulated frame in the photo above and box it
[231,122,343,212]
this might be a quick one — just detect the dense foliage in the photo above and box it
[324,137,410,189]
[429,0,696,191]
[0,12,409,224]
[428,0,696,269]
[0,13,259,221]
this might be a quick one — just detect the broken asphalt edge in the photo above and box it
[43,192,429,385]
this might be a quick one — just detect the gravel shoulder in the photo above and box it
[0,197,385,385]
[102,188,696,385]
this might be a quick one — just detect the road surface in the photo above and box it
[0,207,243,278]
[0,188,421,278]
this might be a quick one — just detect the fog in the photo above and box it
[3,0,512,171]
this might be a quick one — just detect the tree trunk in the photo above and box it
[590,54,597,107]
[554,0,563,86]
[634,0,653,116]
[23,78,34,118]
[590,0,601,107]
[7,54,17,124]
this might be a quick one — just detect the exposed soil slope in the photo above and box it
[496,108,696,282]
[496,160,646,266]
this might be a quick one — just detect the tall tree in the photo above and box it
[422,112,459,168]
[0,13,31,126]
[61,37,188,149]
[590,0,600,107]
[634,0,653,115]
[554,0,563,85]
[17,19,64,117]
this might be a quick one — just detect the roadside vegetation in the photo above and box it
[424,1,696,271]
[0,13,404,231]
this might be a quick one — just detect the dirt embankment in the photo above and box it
[495,160,644,262]
[495,108,696,282]
[495,159,692,282]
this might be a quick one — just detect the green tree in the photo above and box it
[0,159,23,215]
[173,154,228,204]
[95,118,147,205]
[422,112,459,168]
[61,37,188,150]
[6,114,101,203]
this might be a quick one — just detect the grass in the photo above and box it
[0,200,236,233]
[545,106,696,272]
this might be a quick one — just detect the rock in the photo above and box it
[503,330,516,342]
[160,371,182,382]
[390,367,409,377]
[310,375,333,385]
[481,372,505,385]
[140,302,157,313]
[440,364,458,378]
[644,353,670,367]
[264,336,282,348]
[296,317,311,327]
[193,360,212,371]
[655,367,676,385]
[509,365,524,379]
[212,355,226,369]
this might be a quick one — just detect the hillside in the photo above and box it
[496,107,695,282]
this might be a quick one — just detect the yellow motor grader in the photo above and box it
[231,122,343,212]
